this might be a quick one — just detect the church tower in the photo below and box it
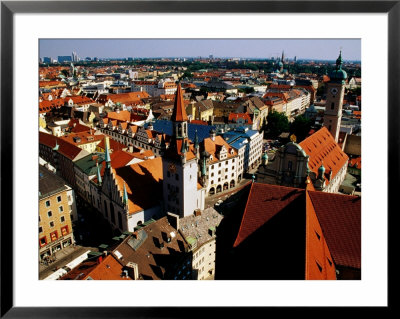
[324,51,347,142]
[162,84,204,217]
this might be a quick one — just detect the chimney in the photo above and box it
[167,212,180,230]
[125,262,139,280]
[129,144,133,153]
[97,255,103,264]
[194,209,201,217]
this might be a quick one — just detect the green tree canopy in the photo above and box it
[289,115,313,142]
[265,110,290,138]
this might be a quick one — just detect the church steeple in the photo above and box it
[171,83,188,140]
[122,182,129,209]
[104,136,111,169]
[96,162,102,185]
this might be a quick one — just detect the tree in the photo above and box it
[289,115,313,142]
[265,110,290,138]
[179,71,193,80]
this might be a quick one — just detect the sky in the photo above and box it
[39,39,361,61]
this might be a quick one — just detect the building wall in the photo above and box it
[206,155,239,196]
[39,189,75,260]
[192,239,217,280]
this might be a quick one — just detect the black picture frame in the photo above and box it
[1,1,396,317]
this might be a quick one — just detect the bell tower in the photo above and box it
[324,51,347,142]
[162,83,202,217]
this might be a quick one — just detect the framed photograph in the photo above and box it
[1,0,396,317]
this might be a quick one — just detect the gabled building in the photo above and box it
[39,132,90,187]
[256,127,348,193]
[90,138,164,232]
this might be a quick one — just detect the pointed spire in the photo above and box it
[123,182,128,207]
[336,50,343,69]
[171,83,188,122]
[96,162,102,185]
[194,129,199,149]
[180,140,187,154]
[52,140,59,151]
[104,136,111,168]
[201,157,207,176]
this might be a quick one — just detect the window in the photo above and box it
[167,171,170,177]
[45,200,50,207]
[50,231,58,242]
[47,211,52,218]
[57,195,62,202]
[61,225,69,236]
[331,102,335,110]
[39,227,43,233]
[175,173,179,181]
[39,237,47,247]
[49,221,54,228]
[59,206,63,212]
[60,216,65,223]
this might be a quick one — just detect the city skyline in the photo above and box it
[40,39,361,61]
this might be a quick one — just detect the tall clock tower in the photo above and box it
[324,51,347,142]
[162,83,203,218]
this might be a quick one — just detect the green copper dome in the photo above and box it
[318,163,325,177]
[329,51,347,83]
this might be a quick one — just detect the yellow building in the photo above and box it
[186,100,214,122]
[39,165,75,261]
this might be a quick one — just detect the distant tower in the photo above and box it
[162,84,202,217]
[279,50,285,73]
[324,51,347,142]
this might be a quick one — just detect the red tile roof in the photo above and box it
[97,135,126,152]
[349,156,361,169]
[305,191,336,279]
[203,136,237,163]
[233,183,304,248]
[113,157,163,215]
[39,98,65,113]
[60,131,104,146]
[308,191,361,269]
[39,132,85,160]
[171,84,188,122]
[233,183,361,273]
[60,254,131,280]
[299,127,349,185]
[228,112,253,124]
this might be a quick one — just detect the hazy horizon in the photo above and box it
[40,39,361,61]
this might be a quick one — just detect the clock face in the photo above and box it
[331,87,338,95]
[168,163,176,173]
